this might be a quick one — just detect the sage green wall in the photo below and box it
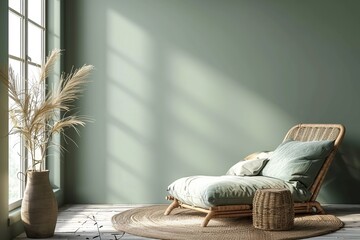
[64,0,360,204]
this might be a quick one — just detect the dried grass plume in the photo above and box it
[0,49,94,171]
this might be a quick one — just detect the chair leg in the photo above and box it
[202,211,215,227]
[164,199,180,215]
[313,201,325,214]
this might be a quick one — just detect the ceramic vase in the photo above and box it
[21,170,58,238]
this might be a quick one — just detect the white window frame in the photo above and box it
[8,0,46,211]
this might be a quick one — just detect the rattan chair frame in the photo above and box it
[164,123,346,227]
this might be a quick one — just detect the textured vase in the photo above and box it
[21,170,58,238]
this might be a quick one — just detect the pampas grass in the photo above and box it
[1,49,93,171]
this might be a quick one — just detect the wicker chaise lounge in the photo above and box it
[164,123,345,227]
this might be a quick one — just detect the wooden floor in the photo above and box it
[14,204,360,240]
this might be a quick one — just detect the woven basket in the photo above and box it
[253,188,294,230]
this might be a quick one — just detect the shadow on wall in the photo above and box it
[64,0,360,204]
[101,2,296,203]
[318,139,360,204]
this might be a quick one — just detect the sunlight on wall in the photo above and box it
[103,7,294,202]
[105,9,156,201]
[166,48,294,157]
[106,52,154,140]
[106,9,155,139]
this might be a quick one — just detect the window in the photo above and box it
[8,0,46,210]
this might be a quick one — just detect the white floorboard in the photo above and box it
[14,204,360,240]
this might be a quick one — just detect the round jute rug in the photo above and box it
[112,205,343,240]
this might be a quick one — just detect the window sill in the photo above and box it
[8,207,21,226]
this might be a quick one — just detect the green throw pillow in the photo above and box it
[261,140,334,188]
